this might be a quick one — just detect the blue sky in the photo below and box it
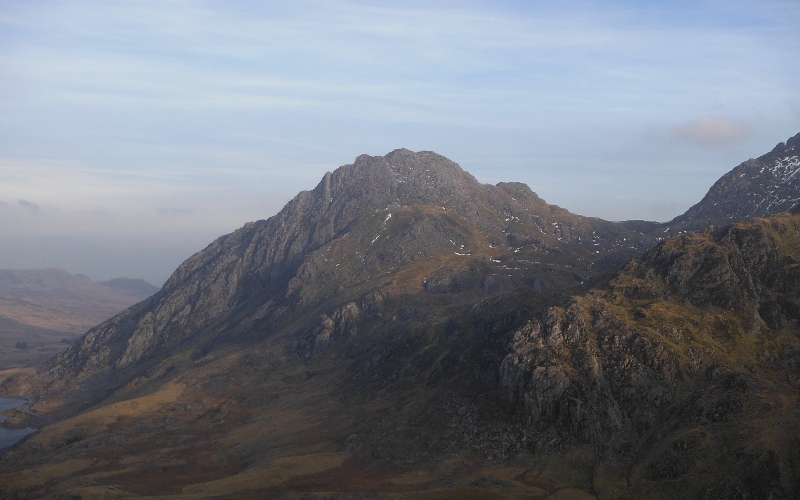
[1,0,799,285]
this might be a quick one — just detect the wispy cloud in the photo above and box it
[3,0,795,123]
[0,0,798,282]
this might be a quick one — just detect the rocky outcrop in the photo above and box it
[622,215,800,326]
[496,213,800,498]
[295,299,365,360]
[499,299,676,445]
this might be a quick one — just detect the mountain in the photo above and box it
[1,139,799,498]
[36,150,658,394]
[0,269,159,370]
[670,131,800,231]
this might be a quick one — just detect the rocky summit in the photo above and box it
[1,137,799,499]
[670,131,800,231]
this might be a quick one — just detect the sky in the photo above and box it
[1,0,799,286]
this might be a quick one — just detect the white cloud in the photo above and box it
[673,117,754,148]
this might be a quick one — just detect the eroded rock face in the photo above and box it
[496,213,800,498]
[294,299,368,360]
[499,299,675,445]
[627,216,800,326]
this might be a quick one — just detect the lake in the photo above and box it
[0,397,36,451]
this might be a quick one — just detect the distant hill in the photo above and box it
[97,277,160,298]
[0,269,158,369]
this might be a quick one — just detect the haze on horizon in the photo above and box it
[1,0,799,286]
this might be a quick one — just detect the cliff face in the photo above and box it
[497,213,800,498]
